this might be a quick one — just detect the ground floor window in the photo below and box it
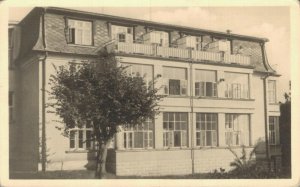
[225,114,249,146]
[123,118,154,149]
[163,112,188,148]
[196,113,218,147]
[269,116,279,145]
[69,127,93,150]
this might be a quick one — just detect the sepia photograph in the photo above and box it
[1,0,299,186]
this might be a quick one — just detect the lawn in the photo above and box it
[10,169,291,179]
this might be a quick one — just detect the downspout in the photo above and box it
[262,74,271,170]
[261,41,271,170]
[41,7,48,173]
[189,49,195,175]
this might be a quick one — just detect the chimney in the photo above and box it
[226,29,232,34]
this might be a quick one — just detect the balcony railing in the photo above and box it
[115,42,250,66]
[116,42,154,56]
[157,46,190,59]
[224,54,250,65]
[192,50,222,62]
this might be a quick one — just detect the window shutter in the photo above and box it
[75,29,83,45]
[68,28,75,44]
[213,83,217,97]
[163,79,169,95]
[180,79,187,95]
[200,82,205,97]
[195,82,200,96]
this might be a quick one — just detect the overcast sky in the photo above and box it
[9,6,290,102]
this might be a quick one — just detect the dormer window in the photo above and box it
[118,33,126,43]
[111,25,133,43]
[67,19,92,45]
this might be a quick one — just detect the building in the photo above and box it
[9,7,281,177]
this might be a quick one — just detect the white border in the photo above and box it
[0,0,299,187]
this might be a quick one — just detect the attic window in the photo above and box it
[111,25,133,43]
[66,19,92,45]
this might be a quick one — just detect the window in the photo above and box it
[196,113,218,147]
[269,116,279,145]
[123,118,154,149]
[225,114,250,146]
[118,33,126,43]
[224,72,249,99]
[268,80,276,103]
[9,91,14,122]
[111,25,133,43]
[163,67,187,96]
[195,70,217,97]
[163,112,188,148]
[67,19,92,45]
[123,63,153,89]
[69,124,93,150]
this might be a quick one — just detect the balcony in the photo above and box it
[157,46,190,59]
[116,42,154,56]
[114,42,250,66]
[192,50,222,62]
[224,54,250,66]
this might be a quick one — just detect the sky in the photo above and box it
[9,6,291,102]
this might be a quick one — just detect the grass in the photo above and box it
[10,170,96,179]
[10,169,291,179]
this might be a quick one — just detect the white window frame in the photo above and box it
[225,114,241,146]
[163,112,188,148]
[224,72,249,99]
[69,126,93,150]
[123,118,154,149]
[196,113,218,147]
[111,25,133,43]
[269,116,279,145]
[268,80,277,104]
[162,67,188,96]
[67,19,92,45]
[225,114,249,146]
[195,70,217,97]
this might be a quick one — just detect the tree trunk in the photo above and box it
[95,138,112,178]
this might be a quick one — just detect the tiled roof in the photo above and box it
[16,7,277,74]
